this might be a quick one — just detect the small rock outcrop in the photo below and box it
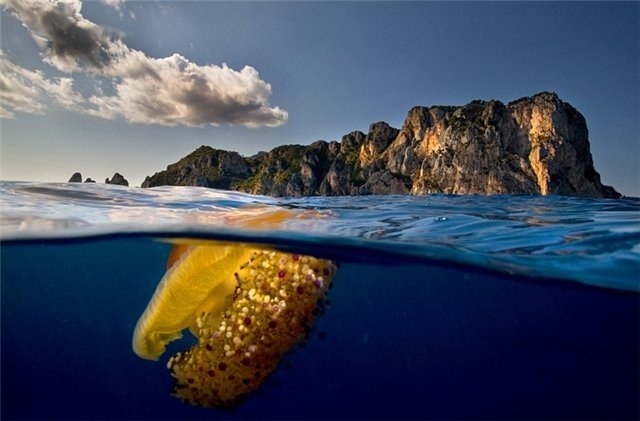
[105,172,129,186]
[84,178,96,183]
[142,92,620,198]
[68,172,82,183]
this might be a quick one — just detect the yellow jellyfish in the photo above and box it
[132,208,337,407]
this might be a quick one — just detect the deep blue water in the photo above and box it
[1,182,639,420]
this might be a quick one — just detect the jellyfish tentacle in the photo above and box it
[167,249,336,407]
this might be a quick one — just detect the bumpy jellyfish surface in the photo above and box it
[133,243,336,408]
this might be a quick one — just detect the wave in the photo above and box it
[1,181,639,292]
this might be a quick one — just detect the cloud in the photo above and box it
[87,53,288,127]
[1,0,112,72]
[0,50,83,118]
[102,0,123,11]
[0,0,288,127]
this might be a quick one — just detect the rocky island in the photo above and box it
[105,172,129,186]
[142,92,620,198]
[68,172,128,186]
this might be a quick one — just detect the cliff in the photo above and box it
[142,92,620,198]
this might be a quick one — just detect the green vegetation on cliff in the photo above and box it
[141,92,620,198]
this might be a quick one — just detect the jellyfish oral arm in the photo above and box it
[132,245,256,361]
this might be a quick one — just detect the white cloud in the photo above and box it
[0,59,47,117]
[89,52,288,127]
[102,0,123,11]
[0,106,16,119]
[0,50,84,118]
[0,0,288,128]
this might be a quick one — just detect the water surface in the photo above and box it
[1,182,638,419]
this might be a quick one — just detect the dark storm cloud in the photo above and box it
[1,0,114,72]
[39,6,111,69]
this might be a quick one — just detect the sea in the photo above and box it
[1,181,638,420]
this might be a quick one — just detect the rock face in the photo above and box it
[142,92,620,198]
[105,172,129,186]
[142,147,249,189]
[68,172,82,183]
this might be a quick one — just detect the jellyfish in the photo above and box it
[132,210,336,407]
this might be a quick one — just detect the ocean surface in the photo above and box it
[1,181,638,420]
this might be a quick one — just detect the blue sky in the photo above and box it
[1,1,638,196]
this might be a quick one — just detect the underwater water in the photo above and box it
[1,182,639,420]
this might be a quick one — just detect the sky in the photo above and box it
[0,1,638,196]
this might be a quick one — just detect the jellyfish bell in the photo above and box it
[166,243,191,270]
[132,207,337,407]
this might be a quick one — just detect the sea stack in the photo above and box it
[105,172,129,186]
[68,172,82,183]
